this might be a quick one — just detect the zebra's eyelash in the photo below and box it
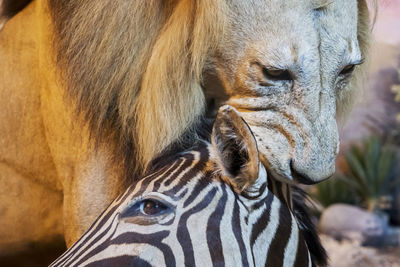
[125,196,145,209]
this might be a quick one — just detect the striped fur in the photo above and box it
[51,143,324,266]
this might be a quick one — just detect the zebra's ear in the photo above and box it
[211,105,260,192]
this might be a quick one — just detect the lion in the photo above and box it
[0,0,375,254]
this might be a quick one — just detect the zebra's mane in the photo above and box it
[147,117,214,173]
[292,188,327,266]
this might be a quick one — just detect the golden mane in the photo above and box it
[48,0,374,178]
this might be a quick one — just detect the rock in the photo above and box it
[319,204,389,246]
[320,234,400,267]
[389,186,400,225]
[382,227,400,247]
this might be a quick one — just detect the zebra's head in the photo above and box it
[51,105,324,267]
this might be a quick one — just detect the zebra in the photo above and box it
[50,106,326,267]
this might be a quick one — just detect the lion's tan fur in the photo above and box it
[0,0,377,252]
[49,1,226,176]
[48,0,376,177]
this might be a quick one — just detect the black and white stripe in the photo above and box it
[51,144,325,267]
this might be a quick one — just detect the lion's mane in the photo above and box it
[48,0,375,179]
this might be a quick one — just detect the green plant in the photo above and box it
[312,136,399,212]
[343,136,398,211]
[311,175,356,208]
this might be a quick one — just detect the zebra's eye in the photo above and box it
[139,199,169,216]
[120,197,172,221]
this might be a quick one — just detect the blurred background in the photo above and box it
[311,0,400,265]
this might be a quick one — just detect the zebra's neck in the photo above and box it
[268,178,294,211]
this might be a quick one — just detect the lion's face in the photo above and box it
[206,0,362,184]
[45,0,370,183]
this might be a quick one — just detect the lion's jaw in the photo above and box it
[228,98,339,184]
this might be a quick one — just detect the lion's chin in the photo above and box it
[235,108,339,185]
[255,126,336,185]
